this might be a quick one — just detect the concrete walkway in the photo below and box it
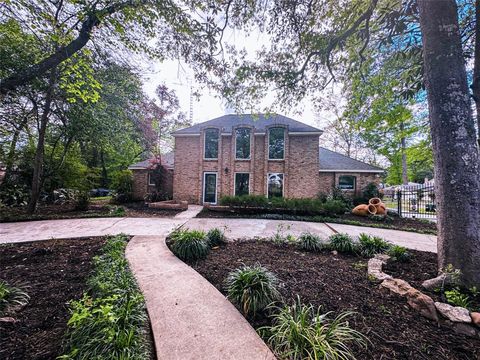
[0,216,437,252]
[126,235,275,360]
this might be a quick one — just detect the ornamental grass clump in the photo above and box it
[0,281,29,316]
[206,227,227,247]
[170,228,209,261]
[261,297,367,360]
[356,233,391,258]
[298,232,326,252]
[328,233,355,253]
[387,245,411,262]
[225,264,281,317]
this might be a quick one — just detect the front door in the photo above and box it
[203,172,217,204]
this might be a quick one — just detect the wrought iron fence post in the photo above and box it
[397,190,402,217]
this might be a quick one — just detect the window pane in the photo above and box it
[268,127,285,159]
[268,173,284,198]
[204,129,219,159]
[235,128,251,159]
[235,173,250,196]
[338,176,356,190]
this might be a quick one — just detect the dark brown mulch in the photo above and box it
[0,237,106,360]
[196,208,437,234]
[0,201,181,222]
[384,252,480,311]
[191,241,480,360]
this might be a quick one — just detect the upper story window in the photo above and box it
[235,127,251,159]
[204,128,219,159]
[268,127,285,160]
[338,175,356,190]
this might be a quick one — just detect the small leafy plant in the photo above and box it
[0,281,29,316]
[328,233,355,253]
[224,264,281,317]
[356,233,391,258]
[298,232,326,252]
[170,228,210,261]
[206,227,227,247]
[387,245,411,262]
[445,288,471,309]
[261,297,367,360]
[270,224,296,245]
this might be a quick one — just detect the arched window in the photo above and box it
[235,128,251,159]
[204,128,219,159]
[268,127,285,160]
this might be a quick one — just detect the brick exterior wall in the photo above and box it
[318,172,381,197]
[171,127,381,204]
[132,167,174,201]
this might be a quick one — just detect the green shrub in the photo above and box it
[111,170,133,204]
[445,288,471,308]
[362,182,383,200]
[170,229,209,261]
[298,232,326,252]
[330,186,353,209]
[220,194,269,208]
[328,233,355,253]
[322,199,348,216]
[261,297,367,360]
[387,245,411,262]
[60,235,151,360]
[224,264,281,317]
[357,233,391,258]
[0,281,29,316]
[206,227,227,247]
[74,191,90,211]
[0,183,30,207]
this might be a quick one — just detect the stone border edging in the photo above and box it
[367,254,480,338]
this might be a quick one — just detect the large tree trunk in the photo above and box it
[472,0,480,146]
[418,0,480,286]
[27,74,56,213]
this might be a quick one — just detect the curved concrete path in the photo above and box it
[126,235,275,360]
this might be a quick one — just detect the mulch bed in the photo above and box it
[384,252,480,311]
[191,241,479,359]
[0,237,106,360]
[0,201,181,222]
[196,208,437,234]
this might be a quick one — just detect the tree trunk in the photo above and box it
[472,0,480,147]
[27,73,55,213]
[418,0,480,286]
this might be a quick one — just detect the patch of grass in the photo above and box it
[0,280,29,316]
[328,233,355,253]
[260,297,367,360]
[298,232,326,252]
[59,234,151,360]
[356,233,391,258]
[224,264,281,317]
[170,228,210,261]
[206,227,227,247]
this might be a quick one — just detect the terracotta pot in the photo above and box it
[352,204,377,217]
[369,197,387,215]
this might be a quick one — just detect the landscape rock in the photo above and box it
[471,312,480,327]
[422,273,457,291]
[0,317,16,323]
[452,323,479,338]
[367,258,392,281]
[374,254,391,262]
[434,302,471,323]
[406,288,438,321]
[381,278,414,296]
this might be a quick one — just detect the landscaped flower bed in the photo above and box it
[0,235,155,360]
[169,229,479,359]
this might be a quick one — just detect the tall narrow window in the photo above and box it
[267,173,284,198]
[204,128,219,159]
[235,128,251,159]
[338,175,356,190]
[268,127,285,159]
[235,173,250,196]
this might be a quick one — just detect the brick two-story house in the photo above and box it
[129,114,383,203]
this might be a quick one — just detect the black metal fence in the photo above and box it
[383,185,437,219]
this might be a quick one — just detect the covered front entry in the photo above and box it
[203,172,218,204]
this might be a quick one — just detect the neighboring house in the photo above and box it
[129,114,383,203]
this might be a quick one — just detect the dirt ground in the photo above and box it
[192,240,479,360]
[0,237,106,360]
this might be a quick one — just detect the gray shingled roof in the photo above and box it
[319,147,383,172]
[128,152,174,170]
[172,114,322,135]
